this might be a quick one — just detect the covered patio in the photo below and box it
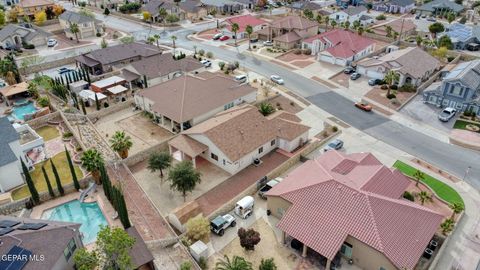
[106,85,130,103]
[168,134,208,168]
[78,90,108,107]
[0,82,29,106]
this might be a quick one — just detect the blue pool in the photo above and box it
[11,101,37,121]
[41,200,108,244]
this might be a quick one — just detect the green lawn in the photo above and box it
[35,126,60,141]
[12,151,83,200]
[393,160,464,208]
[453,120,480,133]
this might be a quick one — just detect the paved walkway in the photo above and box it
[195,151,289,216]
[108,164,174,241]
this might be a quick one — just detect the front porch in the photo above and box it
[153,113,190,134]
[168,134,209,168]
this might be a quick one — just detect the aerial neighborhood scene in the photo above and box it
[1,0,480,269]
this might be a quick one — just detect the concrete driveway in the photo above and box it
[400,95,455,133]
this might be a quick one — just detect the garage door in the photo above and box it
[366,70,384,79]
[319,54,334,65]
[334,58,347,66]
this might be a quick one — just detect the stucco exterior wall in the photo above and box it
[345,235,398,270]
[0,161,24,193]
[266,195,292,219]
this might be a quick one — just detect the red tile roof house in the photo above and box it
[302,29,376,66]
[223,14,268,40]
[266,151,443,270]
[168,104,310,174]
[134,73,257,134]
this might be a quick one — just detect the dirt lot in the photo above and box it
[209,218,304,269]
[53,33,91,50]
[267,95,303,114]
[364,87,415,110]
[94,108,174,155]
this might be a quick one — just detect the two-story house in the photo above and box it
[142,0,186,22]
[18,0,55,17]
[256,16,319,49]
[135,72,258,133]
[0,117,45,193]
[423,60,480,114]
[373,0,415,14]
[329,6,373,26]
[59,11,103,39]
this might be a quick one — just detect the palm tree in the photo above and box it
[259,102,275,116]
[440,218,455,235]
[417,191,433,205]
[324,17,330,30]
[384,70,399,96]
[109,131,133,159]
[153,34,160,48]
[158,8,168,32]
[412,169,425,187]
[316,14,322,25]
[416,35,423,46]
[330,20,337,29]
[357,26,364,36]
[170,35,177,54]
[231,22,239,47]
[245,25,253,50]
[449,202,464,219]
[80,149,104,184]
[147,152,172,178]
[215,255,253,270]
[385,25,393,37]
[69,23,80,43]
[167,160,201,202]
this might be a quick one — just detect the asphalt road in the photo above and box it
[64,4,480,189]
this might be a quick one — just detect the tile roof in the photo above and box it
[304,29,375,58]
[137,73,256,123]
[0,216,81,270]
[270,15,319,30]
[59,11,97,24]
[0,117,20,166]
[358,47,440,79]
[184,104,310,162]
[127,53,203,78]
[225,15,267,33]
[443,59,480,90]
[19,0,53,8]
[343,5,367,16]
[274,31,301,43]
[77,42,162,66]
[180,0,203,13]
[418,0,464,12]
[267,151,443,270]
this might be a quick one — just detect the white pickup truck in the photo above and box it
[210,214,236,236]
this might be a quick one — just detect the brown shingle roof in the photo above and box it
[184,105,310,161]
[19,0,53,8]
[80,42,162,66]
[128,53,203,78]
[137,73,256,123]
[169,134,209,157]
[271,15,319,30]
[126,227,154,269]
[274,31,301,43]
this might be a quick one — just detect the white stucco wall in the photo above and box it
[0,161,24,193]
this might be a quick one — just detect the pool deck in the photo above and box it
[31,188,123,231]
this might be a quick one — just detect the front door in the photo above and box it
[340,242,353,258]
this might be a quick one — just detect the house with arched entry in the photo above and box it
[356,47,440,87]
[0,24,51,50]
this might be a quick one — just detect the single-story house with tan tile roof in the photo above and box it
[121,53,204,88]
[356,47,441,86]
[169,104,310,174]
[266,150,443,270]
[134,72,257,134]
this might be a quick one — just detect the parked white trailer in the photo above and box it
[234,196,254,219]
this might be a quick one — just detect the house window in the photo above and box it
[64,238,77,261]
[211,153,218,161]
[271,139,276,146]
[223,159,226,165]
[258,147,263,154]
[340,242,353,258]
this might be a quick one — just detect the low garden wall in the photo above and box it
[87,99,135,120]
[26,111,61,129]
[123,138,173,167]
[0,176,91,215]
[449,135,480,151]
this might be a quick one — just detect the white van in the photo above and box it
[234,196,254,219]
[234,75,247,83]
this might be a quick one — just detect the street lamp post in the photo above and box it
[462,166,471,181]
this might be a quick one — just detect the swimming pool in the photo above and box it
[41,200,108,244]
[11,101,37,121]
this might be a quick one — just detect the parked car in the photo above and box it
[438,107,456,122]
[47,39,57,47]
[219,35,230,41]
[343,67,355,74]
[324,139,344,152]
[212,33,223,40]
[210,214,236,236]
[270,75,284,85]
[368,78,383,86]
[355,102,372,111]
[234,196,254,219]
[234,74,247,83]
[350,72,361,80]
[258,178,282,199]
[200,59,212,67]
[250,38,258,43]
[57,67,73,74]
[263,40,273,46]
[205,15,214,20]
[426,17,436,22]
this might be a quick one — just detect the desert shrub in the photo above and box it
[198,257,207,270]
[303,48,312,55]
[206,51,213,58]
[104,102,109,108]
[386,93,396,99]
[403,191,415,201]
[198,49,205,56]
[399,84,416,92]
[380,84,388,90]
[238,227,261,251]
[376,14,386,20]
[37,96,50,107]
[96,32,101,37]
[332,126,338,132]
[293,49,302,55]
[390,84,398,90]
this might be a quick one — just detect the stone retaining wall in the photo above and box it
[0,177,91,215]
[26,111,61,129]
[87,99,134,120]
[124,138,173,167]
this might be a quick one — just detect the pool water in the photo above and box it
[41,200,108,244]
[11,101,37,121]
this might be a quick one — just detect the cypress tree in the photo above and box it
[65,146,80,191]
[42,166,55,198]
[60,76,65,85]
[95,93,100,111]
[80,99,87,115]
[68,72,73,83]
[20,159,39,204]
[100,165,111,201]
[111,186,119,211]
[85,68,91,84]
[78,69,84,80]
[50,159,64,196]
[119,192,131,228]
